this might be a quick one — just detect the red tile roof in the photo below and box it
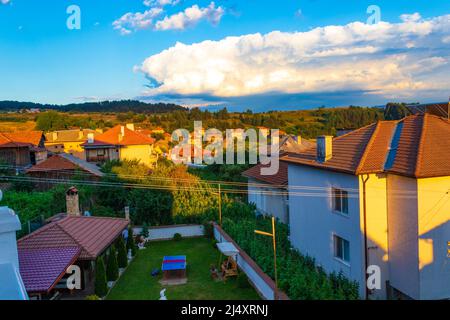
[281,114,450,179]
[26,154,78,172]
[242,161,288,185]
[18,216,129,260]
[81,125,155,147]
[0,131,44,148]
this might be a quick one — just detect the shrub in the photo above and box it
[173,233,182,241]
[94,257,108,298]
[211,239,218,249]
[203,221,214,239]
[141,222,149,238]
[236,273,250,289]
[85,294,100,300]
[116,237,128,269]
[106,246,119,281]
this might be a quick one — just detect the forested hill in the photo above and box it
[0,100,187,113]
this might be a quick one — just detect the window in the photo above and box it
[334,235,350,262]
[332,188,348,215]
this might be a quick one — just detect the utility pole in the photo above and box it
[255,216,278,300]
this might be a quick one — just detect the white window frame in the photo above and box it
[332,187,349,215]
[333,234,350,263]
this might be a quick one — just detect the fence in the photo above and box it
[212,223,289,300]
[133,224,204,241]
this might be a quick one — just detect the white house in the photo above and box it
[243,136,314,224]
[281,113,450,300]
[0,192,28,300]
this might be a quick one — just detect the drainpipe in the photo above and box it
[362,174,370,300]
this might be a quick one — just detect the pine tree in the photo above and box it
[94,257,108,298]
[126,227,137,256]
[117,237,128,268]
[106,246,119,281]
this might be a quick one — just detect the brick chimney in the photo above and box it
[317,135,333,163]
[66,187,80,216]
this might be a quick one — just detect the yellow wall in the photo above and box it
[359,173,390,299]
[45,141,86,159]
[119,144,154,166]
[417,176,450,299]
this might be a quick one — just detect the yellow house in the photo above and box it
[281,113,450,300]
[81,124,156,166]
[45,129,102,160]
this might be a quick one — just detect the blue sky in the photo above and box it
[0,0,449,110]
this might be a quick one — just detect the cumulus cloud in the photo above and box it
[1,0,11,4]
[155,2,224,31]
[113,2,224,34]
[137,14,450,100]
[113,7,163,35]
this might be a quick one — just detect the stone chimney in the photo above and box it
[66,187,80,216]
[0,190,22,270]
[317,135,333,163]
[126,123,135,131]
[87,133,94,144]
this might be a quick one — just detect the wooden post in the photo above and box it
[218,184,222,227]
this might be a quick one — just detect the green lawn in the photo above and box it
[107,237,260,300]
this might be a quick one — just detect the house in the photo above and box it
[81,124,156,166]
[0,193,28,300]
[26,153,104,190]
[242,136,314,224]
[281,113,450,300]
[45,129,102,160]
[17,187,129,299]
[0,131,47,169]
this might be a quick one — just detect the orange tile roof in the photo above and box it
[281,114,450,179]
[81,125,155,147]
[0,131,44,148]
[18,216,129,260]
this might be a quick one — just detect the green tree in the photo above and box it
[116,237,128,269]
[106,246,119,281]
[94,257,108,297]
[35,111,68,131]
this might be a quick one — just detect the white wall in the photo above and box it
[387,174,419,299]
[247,178,289,224]
[134,224,204,241]
[287,164,366,298]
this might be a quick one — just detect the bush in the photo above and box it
[173,233,182,241]
[116,237,128,269]
[85,294,100,300]
[106,246,119,281]
[203,221,214,239]
[94,257,108,298]
[236,273,250,289]
[141,222,149,238]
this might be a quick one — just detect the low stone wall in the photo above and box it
[133,224,204,241]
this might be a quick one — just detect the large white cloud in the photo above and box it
[137,14,450,99]
[113,2,224,34]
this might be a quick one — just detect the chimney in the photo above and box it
[78,130,84,140]
[124,206,130,221]
[126,123,135,131]
[0,190,22,270]
[66,187,80,216]
[317,135,333,163]
[87,133,94,144]
[295,135,302,144]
